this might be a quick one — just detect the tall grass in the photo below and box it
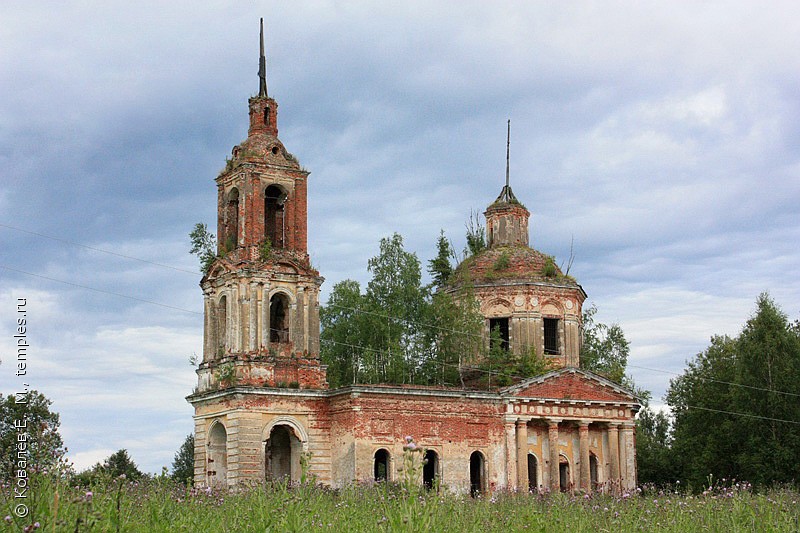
[2,473,798,532]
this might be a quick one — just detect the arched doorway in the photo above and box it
[423,450,439,490]
[264,185,286,249]
[269,293,289,343]
[469,451,486,497]
[589,453,599,491]
[559,455,570,492]
[374,449,390,482]
[207,422,227,487]
[527,453,538,492]
[265,424,301,482]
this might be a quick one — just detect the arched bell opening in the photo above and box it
[269,293,290,343]
[264,185,287,250]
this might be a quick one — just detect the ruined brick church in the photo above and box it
[187,22,640,494]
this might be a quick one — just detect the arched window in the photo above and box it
[225,188,239,251]
[208,422,228,487]
[269,293,289,343]
[217,295,227,355]
[469,451,486,497]
[423,450,439,490]
[527,453,538,492]
[264,185,286,249]
[374,449,390,482]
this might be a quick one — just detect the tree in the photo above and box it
[74,448,144,486]
[428,230,454,288]
[320,279,368,387]
[172,434,195,485]
[635,404,676,487]
[666,294,800,488]
[103,449,144,480]
[422,287,484,386]
[580,304,630,385]
[363,233,428,384]
[0,390,68,479]
[189,222,217,274]
[463,210,486,258]
[731,294,800,485]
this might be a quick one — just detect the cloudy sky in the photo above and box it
[1,2,799,473]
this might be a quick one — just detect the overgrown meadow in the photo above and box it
[3,474,798,532]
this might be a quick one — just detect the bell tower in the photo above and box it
[195,19,326,394]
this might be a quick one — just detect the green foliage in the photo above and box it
[104,449,144,480]
[259,237,272,261]
[493,251,510,271]
[7,471,799,532]
[463,210,486,258]
[541,256,557,277]
[427,230,454,288]
[480,334,553,388]
[171,434,194,485]
[667,293,800,489]
[223,235,236,254]
[189,222,217,274]
[423,287,484,386]
[636,404,676,487]
[215,362,237,387]
[398,436,426,495]
[320,279,368,388]
[0,390,69,479]
[75,449,144,486]
[580,304,630,385]
[321,233,484,388]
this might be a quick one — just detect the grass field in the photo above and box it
[3,474,799,532]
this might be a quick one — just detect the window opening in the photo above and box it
[544,318,559,355]
[423,450,439,490]
[589,453,599,490]
[264,185,286,249]
[374,449,390,482]
[489,317,510,352]
[527,454,537,492]
[469,451,485,497]
[269,294,289,343]
[559,457,570,492]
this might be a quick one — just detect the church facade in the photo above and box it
[187,24,640,494]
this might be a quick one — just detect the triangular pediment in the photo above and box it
[501,367,640,404]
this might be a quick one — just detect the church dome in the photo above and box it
[452,244,577,287]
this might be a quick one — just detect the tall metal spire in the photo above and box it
[494,119,518,204]
[505,119,510,189]
[258,18,268,97]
